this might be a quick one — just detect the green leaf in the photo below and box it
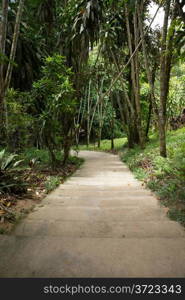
[1,154,17,171]
[13,160,24,168]
[0,149,6,162]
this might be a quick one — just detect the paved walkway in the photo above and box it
[0,151,185,277]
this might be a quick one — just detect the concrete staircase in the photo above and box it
[0,151,185,277]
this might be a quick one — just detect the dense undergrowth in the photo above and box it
[0,148,83,233]
[122,127,185,227]
[21,148,84,192]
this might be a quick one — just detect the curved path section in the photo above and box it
[0,151,185,277]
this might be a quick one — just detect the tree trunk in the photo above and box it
[45,134,57,170]
[86,79,91,147]
[116,91,135,149]
[97,99,103,148]
[146,100,152,139]
[0,0,8,81]
[110,49,137,148]
[159,0,175,157]
[62,117,74,165]
[111,137,114,151]
[0,0,24,143]
[0,0,9,138]
[133,7,144,149]
[124,3,144,149]
[89,77,104,146]
[159,2,170,157]
[110,49,134,116]
[110,94,114,150]
[137,2,158,116]
[5,0,24,90]
[63,136,71,165]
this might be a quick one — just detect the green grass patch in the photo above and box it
[44,176,61,193]
[121,127,185,227]
[78,137,127,152]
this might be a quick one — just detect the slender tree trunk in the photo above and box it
[111,134,114,150]
[124,3,144,149]
[74,96,84,151]
[110,49,138,148]
[0,0,9,139]
[110,95,114,150]
[134,11,143,148]
[0,0,24,144]
[63,136,71,165]
[87,79,91,147]
[61,114,74,165]
[116,91,135,148]
[97,129,102,148]
[110,49,136,147]
[97,101,103,148]
[89,77,104,145]
[110,49,134,115]
[146,100,152,139]
[5,0,24,90]
[0,0,8,80]
[44,134,57,170]
[115,92,127,129]
[159,0,173,157]
[137,2,158,116]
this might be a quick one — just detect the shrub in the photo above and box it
[44,176,61,193]
[0,149,26,194]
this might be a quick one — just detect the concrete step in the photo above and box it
[1,150,185,278]
[1,235,185,277]
[26,206,167,222]
[14,220,185,238]
[74,168,130,175]
[54,186,150,195]
[46,191,156,201]
[65,179,140,187]
[43,196,159,207]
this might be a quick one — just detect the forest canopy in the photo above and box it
[0,0,185,158]
[0,0,185,201]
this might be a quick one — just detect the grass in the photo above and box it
[44,176,62,193]
[78,137,127,152]
[121,127,185,227]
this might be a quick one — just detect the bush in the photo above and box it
[121,127,185,226]
[0,149,26,194]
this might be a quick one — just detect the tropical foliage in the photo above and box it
[0,0,185,227]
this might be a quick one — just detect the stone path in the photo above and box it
[0,151,185,277]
